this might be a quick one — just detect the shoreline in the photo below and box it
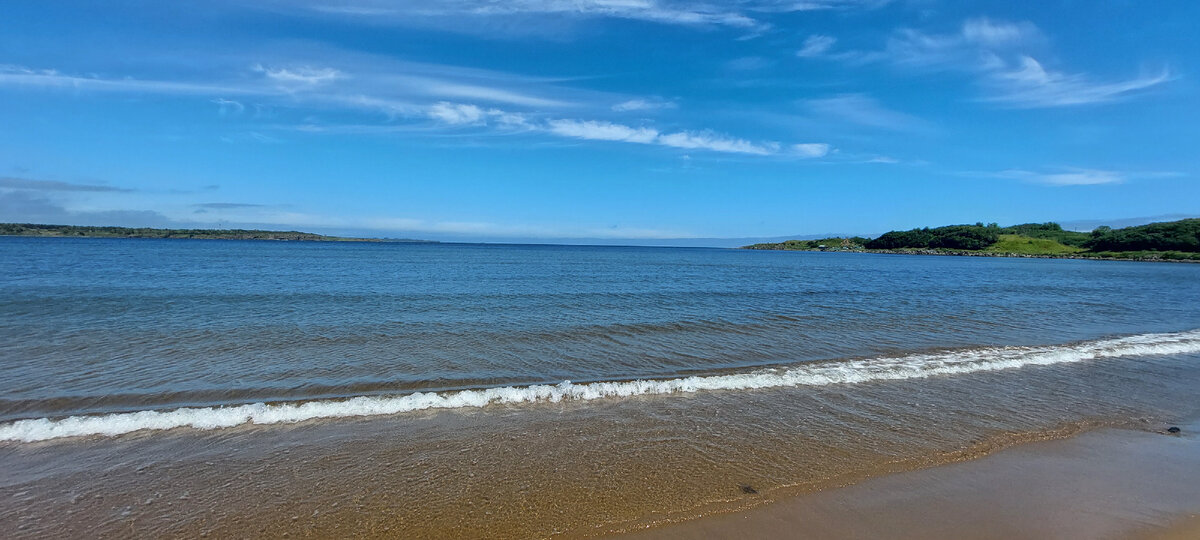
[612,421,1200,540]
[742,247,1200,263]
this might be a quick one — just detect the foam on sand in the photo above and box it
[3,329,1199,443]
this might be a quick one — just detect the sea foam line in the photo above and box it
[4,329,1200,443]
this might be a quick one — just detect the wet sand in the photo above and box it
[3,355,1199,539]
[617,421,1200,540]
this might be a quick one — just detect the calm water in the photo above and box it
[2,237,1200,538]
[3,237,1199,423]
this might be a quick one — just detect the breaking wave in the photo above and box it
[4,329,1199,443]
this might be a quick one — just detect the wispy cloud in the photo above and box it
[0,56,573,114]
[426,102,533,128]
[0,64,264,96]
[998,168,1125,186]
[797,35,836,58]
[819,18,1171,108]
[876,18,1041,70]
[413,78,569,108]
[546,118,779,155]
[0,177,133,192]
[247,0,893,37]
[547,119,660,143]
[422,102,820,156]
[427,102,489,125]
[611,98,677,112]
[220,131,282,144]
[750,0,893,11]
[211,98,245,116]
[294,0,761,29]
[193,202,269,209]
[803,94,928,132]
[980,167,1182,186]
[984,56,1170,108]
[253,64,343,86]
[2,50,828,158]
[657,131,778,155]
[792,143,831,158]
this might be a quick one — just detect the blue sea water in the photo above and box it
[4,237,1200,538]
[1,237,1200,438]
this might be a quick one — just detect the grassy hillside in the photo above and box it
[998,223,1090,247]
[986,234,1083,255]
[742,219,1200,261]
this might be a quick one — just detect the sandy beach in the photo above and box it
[616,420,1200,540]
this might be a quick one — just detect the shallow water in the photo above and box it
[1,238,1199,537]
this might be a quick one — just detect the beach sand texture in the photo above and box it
[618,422,1200,540]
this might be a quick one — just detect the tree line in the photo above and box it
[863,219,1200,253]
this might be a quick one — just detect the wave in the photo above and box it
[4,329,1200,443]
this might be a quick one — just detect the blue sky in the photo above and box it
[1,1,1197,244]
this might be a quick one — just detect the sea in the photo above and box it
[2,237,1199,538]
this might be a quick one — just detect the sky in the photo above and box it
[1,0,1198,245]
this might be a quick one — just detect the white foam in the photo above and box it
[4,329,1200,443]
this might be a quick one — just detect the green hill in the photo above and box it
[1084,219,1200,252]
[998,223,1090,247]
[0,223,378,242]
[743,237,868,251]
[742,219,1200,261]
[986,234,1083,255]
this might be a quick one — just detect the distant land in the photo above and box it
[743,219,1200,261]
[0,223,434,243]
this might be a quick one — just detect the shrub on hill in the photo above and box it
[1084,219,1200,252]
[865,224,999,250]
[998,222,1090,247]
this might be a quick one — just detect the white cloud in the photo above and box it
[0,55,573,117]
[878,19,1039,71]
[753,0,892,11]
[546,119,659,143]
[426,106,797,156]
[254,65,342,85]
[426,102,534,128]
[611,98,676,112]
[0,64,264,96]
[792,143,831,158]
[417,79,568,108]
[297,0,762,29]
[427,102,488,125]
[1,56,826,159]
[856,18,1170,108]
[797,35,836,57]
[657,131,778,155]
[960,18,1036,47]
[986,56,1170,108]
[993,168,1125,186]
[472,0,760,28]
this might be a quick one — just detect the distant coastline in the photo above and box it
[0,223,434,243]
[743,219,1200,262]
